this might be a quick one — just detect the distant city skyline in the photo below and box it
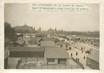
[5,3,99,32]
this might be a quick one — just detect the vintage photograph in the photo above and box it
[4,3,99,69]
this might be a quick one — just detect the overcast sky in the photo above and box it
[5,3,99,31]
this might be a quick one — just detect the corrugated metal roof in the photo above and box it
[8,47,44,52]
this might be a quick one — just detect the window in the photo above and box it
[81,47,83,50]
[58,59,66,64]
[47,58,55,62]
[69,47,71,50]
[83,56,85,59]
[71,53,73,57]
[76,52,78,56]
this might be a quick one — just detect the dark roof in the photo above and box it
[8,47,44,52]
[44,47,69,58]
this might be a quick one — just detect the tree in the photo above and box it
[5,22,17,46]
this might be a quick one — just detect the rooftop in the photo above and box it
[88,49,99,62]
[8,46,44,52]
[45,46,69,58]
[40,40,56,47]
